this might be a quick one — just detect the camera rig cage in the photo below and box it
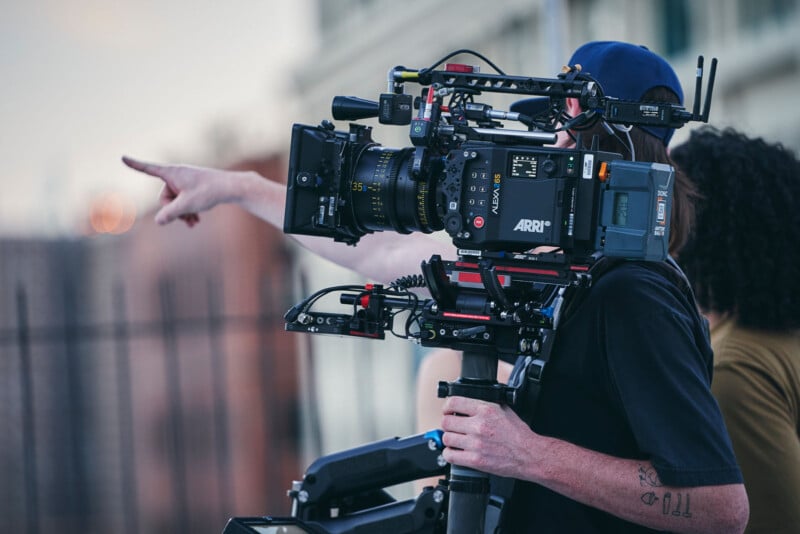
[223,50,717,534]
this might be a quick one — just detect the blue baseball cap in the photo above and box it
[512,41,684,146]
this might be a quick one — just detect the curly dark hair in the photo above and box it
[671,126,800,330]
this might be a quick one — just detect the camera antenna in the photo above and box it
[692,56,704,119]
[701,57,717,122]
[692,55,718,122]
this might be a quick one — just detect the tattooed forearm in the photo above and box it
[637,465,693,518]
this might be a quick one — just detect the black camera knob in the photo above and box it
[444,214,462,235]
[541,158,557,176]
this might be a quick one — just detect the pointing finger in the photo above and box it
[121,155,169,179]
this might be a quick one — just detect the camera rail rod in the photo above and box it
[393,67,599,107]
[392,55,717,129]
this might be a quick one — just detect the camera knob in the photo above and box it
[541,158,557,176]
[444,214,462,235]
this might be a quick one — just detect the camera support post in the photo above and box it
[441,348,498,534]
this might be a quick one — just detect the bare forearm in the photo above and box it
[235,173,449,283]
[528,435,748,533]
[231,171,287,228]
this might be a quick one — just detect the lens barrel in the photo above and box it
[347,146,443,235]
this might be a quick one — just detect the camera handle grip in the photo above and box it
[440,348,499,534]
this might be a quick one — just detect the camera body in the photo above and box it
[285,119,673,261]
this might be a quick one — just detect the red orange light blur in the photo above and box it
[89,192,137,234]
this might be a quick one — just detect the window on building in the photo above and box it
[318,0,379,35]
[738,0,798,29]
[659,0,691,56]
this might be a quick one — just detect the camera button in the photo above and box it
[473,216,485,229]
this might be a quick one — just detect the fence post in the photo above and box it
[207,278,234,517]
[113,283,140,534]
[158,277,190,529]
[62,276,89,526]
[16,284,40,534]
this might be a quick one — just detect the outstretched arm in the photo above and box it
[122,156,448,283]
[440,396,749,534]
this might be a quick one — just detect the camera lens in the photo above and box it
[348,147,443,235]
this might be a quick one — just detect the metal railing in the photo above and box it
[1,271,300,534]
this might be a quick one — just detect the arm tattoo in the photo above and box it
[638,466,662,487]
[637,466,692,518]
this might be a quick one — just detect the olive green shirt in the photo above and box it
[711,317,800,533]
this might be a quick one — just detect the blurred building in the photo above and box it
[0,155,301,533]
[296,0,800,149]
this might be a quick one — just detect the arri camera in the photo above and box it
[224,50,717,534]
[284,51,715,261]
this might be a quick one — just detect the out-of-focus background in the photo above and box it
[1,1,798,532]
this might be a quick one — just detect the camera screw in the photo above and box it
[428,439,439,451]
[296,172,313,187]
[437,455,448,468]
[297,490,310,504]
[433,489,445,503]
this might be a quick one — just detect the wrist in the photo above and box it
[525,432,557,484]
[232,171,285,225]
[228,171,265,205]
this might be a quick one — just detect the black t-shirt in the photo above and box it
[501,261,742,533]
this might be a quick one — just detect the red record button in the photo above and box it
[473,216,485,229]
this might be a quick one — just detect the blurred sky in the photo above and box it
[0,0,315,236]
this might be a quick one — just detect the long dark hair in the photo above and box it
[573,86,697,256]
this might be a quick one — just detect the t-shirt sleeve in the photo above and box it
[599,269,743,487]
[713,360,800,529]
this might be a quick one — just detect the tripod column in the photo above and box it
[445,349,497,534]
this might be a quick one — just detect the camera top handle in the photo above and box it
[389,54,717,131]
